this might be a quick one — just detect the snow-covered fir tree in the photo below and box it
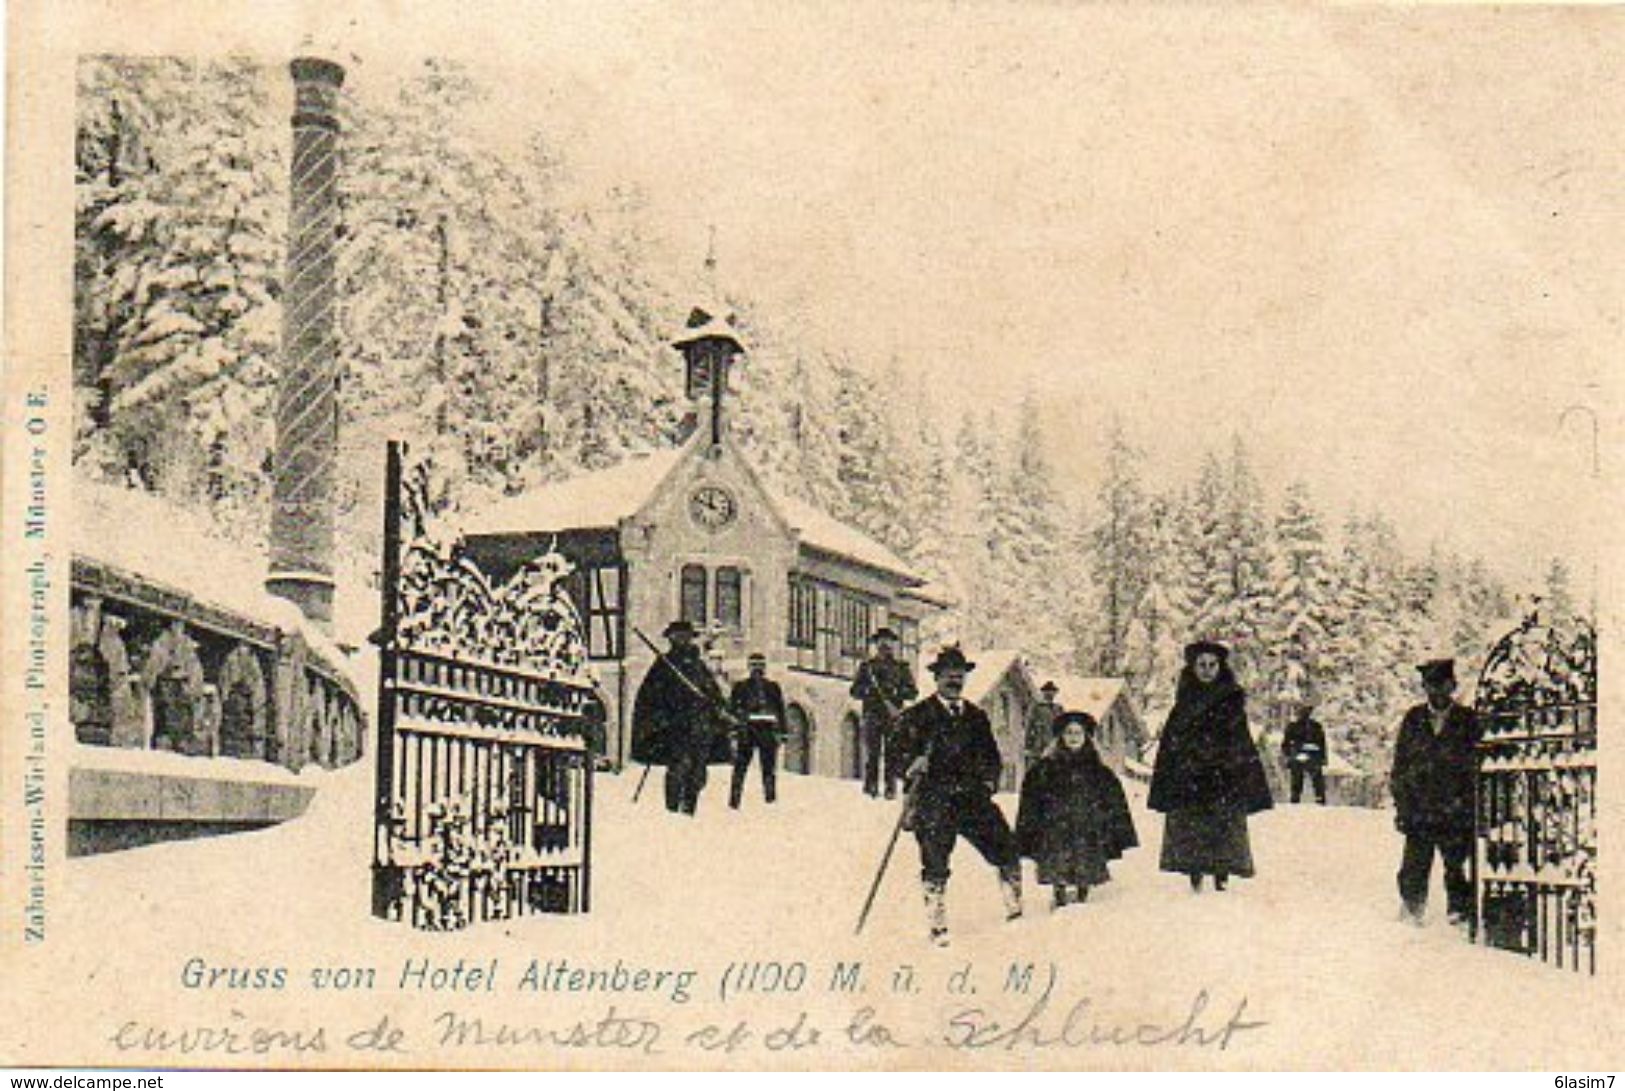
[75,57,285,541]
[945,410,1002,648]
[982,397,1071,668]
[1084,419,1152,677]
[1543,556,1576,623]
[1117,491,1189,721]
[1268,481,1336,709]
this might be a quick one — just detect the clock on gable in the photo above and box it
[688,484,738,530]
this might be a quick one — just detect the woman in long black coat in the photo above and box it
[1148,641,1273,891]
[1015,711,1139,908]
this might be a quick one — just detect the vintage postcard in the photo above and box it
[2,0,1622,1071]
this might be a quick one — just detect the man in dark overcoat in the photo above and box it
[850,627,919,799]
[1390,658,1479,926]
[630,620,729,816]
[1282,700,1329,804]
[893,644,1021,946]
[728,653,787,808]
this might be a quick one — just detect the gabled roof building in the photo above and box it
[461,301,945,779]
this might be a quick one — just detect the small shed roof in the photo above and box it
[963,649,1034,705]
[1045,674,1128,721]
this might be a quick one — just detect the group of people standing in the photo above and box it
[630,617,1484,945]
[628,620,789,813]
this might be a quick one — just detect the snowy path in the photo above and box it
[32,761,1617,1067]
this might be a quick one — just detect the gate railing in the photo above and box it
[1473,608,1596,973]
[372,442,594,929]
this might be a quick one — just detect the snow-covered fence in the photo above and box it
[1473,607,1596,973]
[67,547,366,856]
[70,555,364,771]
[371,442,595,929]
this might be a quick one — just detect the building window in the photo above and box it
[839,596,873,660]
[817,585,841,674]
[564,565,626,660]
[716,567,743,630]
[786,575,883,680]
[788,576,817,649]
[587,565,624,658]
[680,564,708,626]
[895,616,921,666]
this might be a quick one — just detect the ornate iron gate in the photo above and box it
[372,442,594,929]
[1473,607,1596,972]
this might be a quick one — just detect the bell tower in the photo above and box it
[672,234,745,449]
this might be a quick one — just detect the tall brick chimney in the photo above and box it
[266,57,345,628]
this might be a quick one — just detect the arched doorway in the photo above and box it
[142,623,206,755]
[783,703,813,775]
[151,674,196,754]
[70,644,113,745]
[840,711,862,780]
[217,646,268,760]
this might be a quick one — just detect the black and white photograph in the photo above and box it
[1,0,1620,1072]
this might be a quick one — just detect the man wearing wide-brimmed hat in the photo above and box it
[1390,657,1479,928]
[850,626,919,800]
[892,643,1022,946]
[630,620,730,816]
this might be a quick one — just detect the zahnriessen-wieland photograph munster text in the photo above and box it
[2,1,1619,1070]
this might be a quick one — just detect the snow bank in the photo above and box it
[70,742,325,786]
[75,480,273,624]
[74,480,361,688]
[50,764,1610,1067]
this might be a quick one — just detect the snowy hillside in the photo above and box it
[42,756,1611,1068]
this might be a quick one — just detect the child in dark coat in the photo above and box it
[1015,711,1140,909]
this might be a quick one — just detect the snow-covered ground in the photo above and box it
[30,759,1616,1068]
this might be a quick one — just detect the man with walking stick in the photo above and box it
[889,644,1022,946]
[630,620,731,816]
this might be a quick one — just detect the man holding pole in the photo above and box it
[851,627,918,799]
[631,620,730,816]
[892,644,1022,946]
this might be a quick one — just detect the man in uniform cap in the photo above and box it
[1282,699,1330,805]
[892,644,1022,946]
[1390,657,1479,927]
[631,620,730,816]
[727,653,787,808]
[850,626,919,800]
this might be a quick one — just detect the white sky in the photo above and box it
[78,1,1623,586]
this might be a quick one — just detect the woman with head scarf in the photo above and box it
[1148,641,1274,891]
[1015,711,1139,909]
